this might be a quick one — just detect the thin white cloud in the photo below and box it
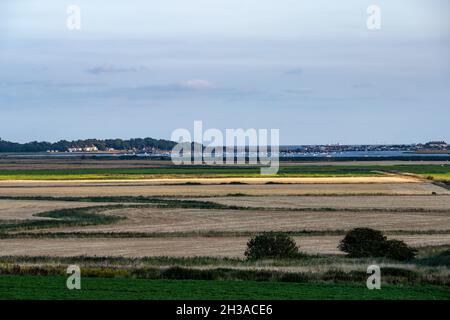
[87,64,149,75]
[181,79,215,90]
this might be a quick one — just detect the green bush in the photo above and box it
[416,249,450,267]
[338,228,386,258]
[339,228,417,261]
[245,232,298,260]
[383,240,417,261]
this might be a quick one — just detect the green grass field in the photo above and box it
[0,166,380,180]
[0,164,448,180]
[0,276,448,300]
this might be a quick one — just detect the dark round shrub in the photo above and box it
[383,240,417,261]
[245,232,298,260]
[338,228,387,258]
[417,249,450,267]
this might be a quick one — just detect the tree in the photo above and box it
[383,240,417,261]
[0,137,177,153]
[338,228,387,258]
[339,228,417,261]
[245,232,298,260]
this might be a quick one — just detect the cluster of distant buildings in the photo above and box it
[67,146,99,153]
[47,146,168,154]
[418,141,448,150]
[46,141,449,155]
[281,141,449,154]
[47,146,101,153]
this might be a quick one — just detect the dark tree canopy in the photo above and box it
[338,228,387,258]
[245,232,299,260]
[338,228,417,261]
[0,137,176,153]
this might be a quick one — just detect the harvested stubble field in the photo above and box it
[0,180,446,198]
[0,193,449,258]
[2,199,447,257]
[0,199,111,220]
[0,159,449,300]
[2,235,450,257]
[0,166,449,258]
[194,195,450,210]
[31,205,450,234]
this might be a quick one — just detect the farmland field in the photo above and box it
[19,205,450,235]
[0,180,447,197]
[3,0,450,304]
[0,163,448,180]
[194,195,450,210]
[0,199,111,220]
[2,235,450,256]
[0,158,449,300]
[1,276,448,300]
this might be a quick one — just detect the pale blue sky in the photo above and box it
[0,0,449,144]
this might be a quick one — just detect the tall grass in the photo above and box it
[0,264,425,285]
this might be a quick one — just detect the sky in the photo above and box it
[0,0,449,145]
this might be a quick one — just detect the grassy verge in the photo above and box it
[0,246,448,288]
[1,245,448,267]
[0,275,448,300]
[0,264,427,285]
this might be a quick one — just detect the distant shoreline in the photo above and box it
[408,150,450,155]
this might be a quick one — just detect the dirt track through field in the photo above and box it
[1,235,450,257]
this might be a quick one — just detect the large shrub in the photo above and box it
[338,228,387,258]
[383,240,417,261]
[416,249,450,267]
[245,232,298,260]
[338,228,417,261]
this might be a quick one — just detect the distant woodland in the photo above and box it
[0,138,176,152]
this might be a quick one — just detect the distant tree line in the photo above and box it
[0,138,176,152]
